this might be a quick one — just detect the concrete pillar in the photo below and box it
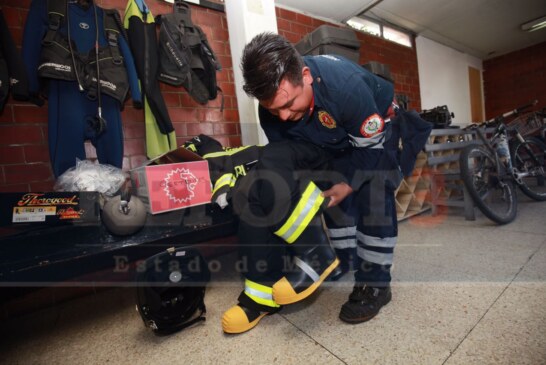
[225,0,278,145]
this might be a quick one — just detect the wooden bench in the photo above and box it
[424,128,481,220]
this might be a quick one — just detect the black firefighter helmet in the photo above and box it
[135,246,211,335]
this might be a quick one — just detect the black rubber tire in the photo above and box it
[511,137,546,201]
[459,144,517,225]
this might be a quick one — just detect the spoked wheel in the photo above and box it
[459,144,517,224]
[511,137,546,201]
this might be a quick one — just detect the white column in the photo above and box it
[225,0,278,145]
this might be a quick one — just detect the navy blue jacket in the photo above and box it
[260,55,396,190]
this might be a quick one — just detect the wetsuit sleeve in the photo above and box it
[118,35,142,108]
[0,9,30,102]
[21,0,48,104]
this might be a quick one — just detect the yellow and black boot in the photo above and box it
[273,214,340,305]
[222,280,281,334]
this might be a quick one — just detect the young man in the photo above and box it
[223,32,400,333]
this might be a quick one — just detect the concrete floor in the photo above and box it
[1,196,545,365]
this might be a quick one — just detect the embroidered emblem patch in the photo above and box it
[360,113,385,137]
[318,111,336,129]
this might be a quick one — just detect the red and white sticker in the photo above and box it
[360,113,385,137]
[163,168,198,204]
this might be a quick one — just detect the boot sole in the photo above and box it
[272,258,340,305]
[222,306,268,334]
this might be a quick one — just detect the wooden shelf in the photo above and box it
[395,150,431,221]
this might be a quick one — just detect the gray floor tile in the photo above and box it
[444,283,546,365]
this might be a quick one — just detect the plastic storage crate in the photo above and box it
[295,25,360,63]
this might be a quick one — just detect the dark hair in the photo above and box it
[241,32,304,101]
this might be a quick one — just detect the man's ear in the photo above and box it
[302,67,313,85]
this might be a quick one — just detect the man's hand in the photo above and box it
[322,182,353,208]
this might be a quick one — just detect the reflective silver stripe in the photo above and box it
[245,286,274,301]
[357,231,397,248]
[330,238,357,249]
[357,246,394,265]
[294,256,320,282]
[327,226,356,238]
[348,131,386,149]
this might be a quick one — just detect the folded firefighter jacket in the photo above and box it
[183,134,262,208]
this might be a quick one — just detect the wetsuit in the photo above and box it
[22,0,142,177]
[124,0,177,158]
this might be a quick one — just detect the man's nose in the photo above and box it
[278,109,291,121]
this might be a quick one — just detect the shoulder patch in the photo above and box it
[360,113,385,137]
[318,111,336,129]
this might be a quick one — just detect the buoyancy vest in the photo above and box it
[156,0,222,105]
[39,0,130,103]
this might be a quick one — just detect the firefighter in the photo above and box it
[224,32,402,331]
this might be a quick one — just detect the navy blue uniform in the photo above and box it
[260,55,400,285]
[22,0,142,177]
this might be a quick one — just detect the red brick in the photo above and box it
[0,107,14,123]
[211,27,229,42]
[124,139,146,156]
[199,109,223,123]
[223,109,239,122]
[0,125,43,145]
[162,93,181,107]
[29,180,55,192]
[4,163,52,184]
[24,145,50,163]
[12,105,48,124]
[186,122,214,137]
[121,106,144,124]
[277,18,291,33]
[213,122,238,135]
[0,183,30,192]
[192,10,223,29]
[217,55,233,69]
[0,146,25,164]
[169,108,199,123]
[217,81,235,96]
[123,121,145,139]
[295,13,314,27]
[173,122,187,137]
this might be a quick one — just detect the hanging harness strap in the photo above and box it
[43,0,65,45]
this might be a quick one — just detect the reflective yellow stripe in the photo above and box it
[185,143,197,152]
[212,173,236,195]
[274,181,324,244]
[244,279,280,308]
[203,145,252,159]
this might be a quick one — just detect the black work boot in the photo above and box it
[272,215,339,305]
[339,284,392,324]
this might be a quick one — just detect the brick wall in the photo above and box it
[276,8,422,111]
[483,41,546,119]
[0,1,420,192]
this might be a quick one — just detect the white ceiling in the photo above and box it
[274,0,546,60]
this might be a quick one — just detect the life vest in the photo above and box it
[156,0,222,105]
[38,0,130,103]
